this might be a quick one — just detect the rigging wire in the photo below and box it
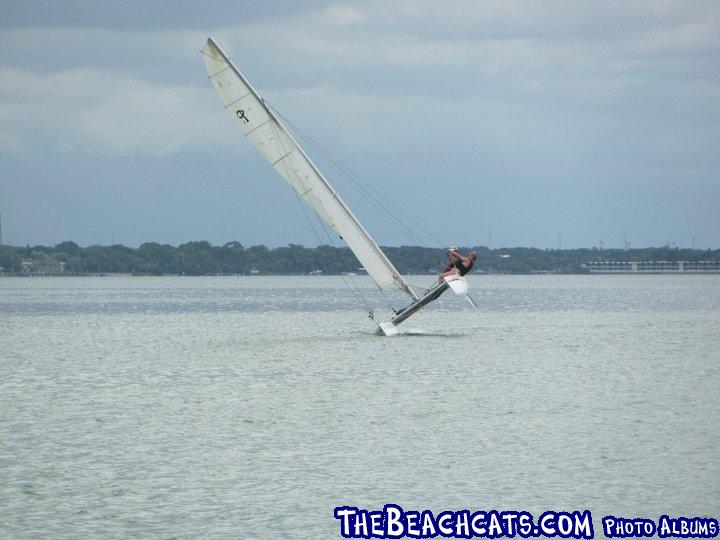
[296,137,427,247]
[267,104,453,292]
[267,104,448,249]
[266,116,376,316]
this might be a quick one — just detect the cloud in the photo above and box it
[0,128,24,152]
[0,1,718,162]
[1,1,718,248]
[0,67,242,155]
[319,5,366,26]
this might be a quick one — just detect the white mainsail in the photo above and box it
[202,37,417,300]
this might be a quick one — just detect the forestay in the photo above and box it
[202,38,416,299]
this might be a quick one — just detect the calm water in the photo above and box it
[1,275,719,538]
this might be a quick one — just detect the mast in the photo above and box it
[263,106,418,301]
[202,37,418,301]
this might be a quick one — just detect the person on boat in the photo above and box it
[394,248,477,316]
[438,247,477,282]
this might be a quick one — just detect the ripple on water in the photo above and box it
[1,275,719,537]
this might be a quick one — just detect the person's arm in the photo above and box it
[452,253,471,266]
[439,258,453,281]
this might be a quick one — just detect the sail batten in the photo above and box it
[202,37,417,300]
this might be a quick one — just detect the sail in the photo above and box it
[202,37,416,299]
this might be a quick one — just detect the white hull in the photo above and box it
[378,276,474,335]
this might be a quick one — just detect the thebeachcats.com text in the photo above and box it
[332,506,719,539]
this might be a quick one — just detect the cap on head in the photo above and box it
[449,246,458,252]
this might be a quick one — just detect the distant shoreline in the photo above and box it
[1,242,718,277]
[3,271,720,278]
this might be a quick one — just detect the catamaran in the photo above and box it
[201,37,475,335]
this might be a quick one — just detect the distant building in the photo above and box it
[585,261,720,274]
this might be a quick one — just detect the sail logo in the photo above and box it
[236,109,249,123]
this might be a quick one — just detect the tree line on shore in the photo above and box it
[0,241,717,276]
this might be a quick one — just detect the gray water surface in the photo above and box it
[1,275,719,538]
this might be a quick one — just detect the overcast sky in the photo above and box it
[1,1,718,249]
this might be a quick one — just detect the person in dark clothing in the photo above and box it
[438,248,477,282]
